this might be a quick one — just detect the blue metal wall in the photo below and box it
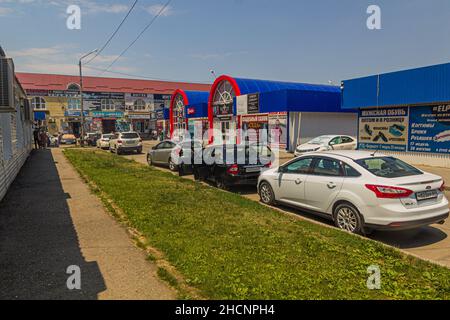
[342,62,450,109]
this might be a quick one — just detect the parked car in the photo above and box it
[85,133,100,146]
[192,144,273,189]
[96,134,115,149]
[46,133,59,147]
[294,135,357,157]
[109,132,143,155]
[258,150,448,234]
[60,134,77,145]
[147,140,202,171]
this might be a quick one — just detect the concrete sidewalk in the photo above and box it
[0,148,175,300]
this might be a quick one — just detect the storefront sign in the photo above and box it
[236,94,260,115]
[128,114,151,120]
[409,105,450,154]
[213,104,233,117]
[92,111,124,119]
[64,111,89,117]
[358,107,409,152]
[247,93,260,114]
[269,112,288,148]
[187,107,196,116]
[241,114,269,142]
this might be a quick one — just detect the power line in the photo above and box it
[84,65,209,84]
[97,0,173,76]
[84,0,139,66]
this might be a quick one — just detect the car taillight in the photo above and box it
[227,164,239,176]
[264,161,272,168]
[139,139,143,143]
[365,184,414,199]
[117,140,123,144]
[440,181,446,192]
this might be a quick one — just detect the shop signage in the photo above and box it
[64,110,89,117]
[236,93,260,115]
[155,109,165,120]
[187,107,196,115]
[247,93,260,114]
[27,89,49,97]
[269,112,288,149]
[408,105,450,154]
[213,103,233,117]
[128,114,151,120]
[358,107,409,152]
[91,111,124,118]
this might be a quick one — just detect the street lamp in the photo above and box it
[79,48,98,147]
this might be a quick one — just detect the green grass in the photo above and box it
[64,149,450,300]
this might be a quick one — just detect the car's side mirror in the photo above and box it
[152,146,157,150]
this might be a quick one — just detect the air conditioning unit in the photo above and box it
[0,57,15,113]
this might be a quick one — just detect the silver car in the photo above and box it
[147,140,204,171]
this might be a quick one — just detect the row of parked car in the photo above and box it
[94,132,143,155]
[142,134,449,235]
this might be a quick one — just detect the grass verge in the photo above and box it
[64,149,450,300]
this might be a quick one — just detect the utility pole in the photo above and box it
[79,49,98,147]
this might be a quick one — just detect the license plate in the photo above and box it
[416,190,438,201]
[246,167,261,173]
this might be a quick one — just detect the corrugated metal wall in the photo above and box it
[342,62,450,109]
[0,104,32,202]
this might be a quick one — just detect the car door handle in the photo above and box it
[295,179,303,185]
[327,182,337,189]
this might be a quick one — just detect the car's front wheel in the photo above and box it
[147,154,153,166]
[333,203,364,235]
[259,182,276,205]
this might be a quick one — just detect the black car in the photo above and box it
[184,144,273,189]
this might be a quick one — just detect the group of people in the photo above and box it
[33,128,61,150]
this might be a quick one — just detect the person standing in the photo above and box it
[33,128,40,150]
[39,130,47,150]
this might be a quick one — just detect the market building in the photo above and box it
[341,62,450,167]
[208,75,357,151]
[0,47,33,202]
[16,73,209,137]
[169,89,210,141]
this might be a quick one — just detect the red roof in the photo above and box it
[15,72,211,95]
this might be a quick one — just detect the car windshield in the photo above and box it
[103,134,114,139]
[308,136,333,145]
[355,157,423,178]
[122,133,139,139]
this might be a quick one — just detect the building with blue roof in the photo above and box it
[207,75,357,151]
[342,63,450,167]
[170,89,210,140]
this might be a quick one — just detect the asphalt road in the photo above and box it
[115,141,450,267]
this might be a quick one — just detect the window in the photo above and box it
[343,163,361,177]
[282,158,314,174]
[68,98,81,110]
[134,99,146,111]
[31,97,46,110]
[67,83,80,92]
[329,136,342,146]
[101,99,115,111]
[355,157,423,178]
[312,158,342,177]
[342,136,354,144]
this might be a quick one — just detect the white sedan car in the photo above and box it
[258,150,448,234]
[96,134,114,149]
[294,135,357,157]
[109,132,143,155]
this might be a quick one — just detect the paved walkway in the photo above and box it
[0,149,176,300]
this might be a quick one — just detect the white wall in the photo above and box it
[0,102,32,202]
[289,112,358,151]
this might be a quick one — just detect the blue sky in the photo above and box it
[1,0,450,84]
